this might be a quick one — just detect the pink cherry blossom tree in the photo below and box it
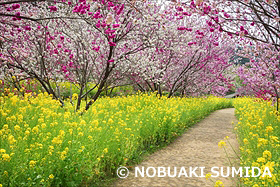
[188,0,279,110]
[123,1,235,97]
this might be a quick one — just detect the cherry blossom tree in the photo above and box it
[123,1,234,97]
[187,0,279,110]
[0,0,240,111]
[1,0,176,111]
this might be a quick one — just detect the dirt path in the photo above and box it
[113,108,239,187]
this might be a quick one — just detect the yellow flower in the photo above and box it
[103,148,108,153]
[59,130,65,136]
[32,126,39,134]
[2,154,10,161]
[41,123,46,128]
[29,160,36,168]
[0,149,6,154]
[108,118,113,124]
[92,120,99,126]
[263,150,272,160]
[8,135,16,145]
[3,124,8,130]
[205,173,212,180]
[49,174,54,179]
[14,125,21,131]
[80,120,86,125]
[214,180,224,187]
[265,126,273,133]
[78,132,84,136]
[25,130,30,136]
[257,157,266,163]
[243,138,249,144]
[52,137,62,145]
[218,140,226,148]
[60,151,67,160]
[72,93,78,100]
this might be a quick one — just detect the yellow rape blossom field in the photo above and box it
[0,92,232,187]
[232,98,280,187]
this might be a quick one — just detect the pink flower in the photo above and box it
[12,4,20,10]
[62,66,67,73]
[23,26,31,31]
[207,21,213,26]
[49,6,57,12]
[109,42,116,46]
[203,6,211,14]
[214,16,219,23]
[80,9,86,14]
[177,7,183,11]
[101,22,107,28]
[14,12,21,20]
[68,61,74,67]
[108,59,114,63]
[177,26,185,30]
[113,24,120,28]
[182,12,191,16]
[93,46,100,52]
[224,12,230,18]
[210,28,215,32]
[108,2,114,7]
[117,4,124,15]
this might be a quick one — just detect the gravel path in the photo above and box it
[113,108,239,187]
